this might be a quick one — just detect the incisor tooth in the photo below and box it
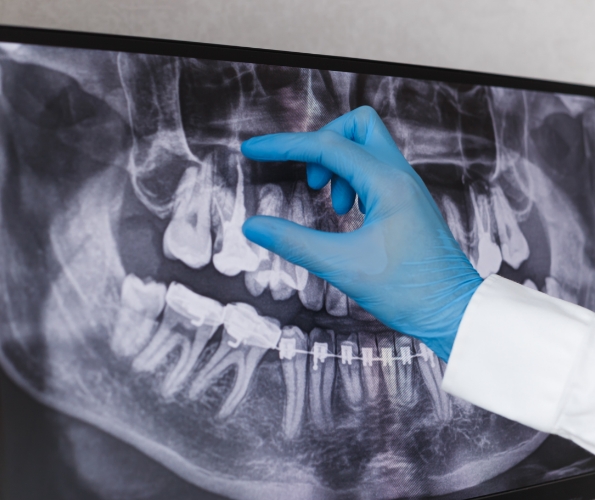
[212,160,259,276]
[163,166,213,269]
[308,328,335,431]
[111,274,166,358]
[394,336,417,407]
[280,326,308,439]
[378,336,397,405]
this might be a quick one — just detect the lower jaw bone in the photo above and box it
[279,326,308,440]
[359,332,381,402]
[162,165,213,270]
[188,328,268,418]
[188,302,280,418]
[308,328,336,431]
[337,333,364,408]
[110,274,166,358]
[415,340,452,421]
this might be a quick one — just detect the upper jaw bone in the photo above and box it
[188,302,281,418]
[212,160,260,276]
[162,165,213,269]
[110,274,166,358]
[279,325,308,440]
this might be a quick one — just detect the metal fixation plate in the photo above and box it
[341,342,354,365]
[312,342,328,371]
[279,338,297,360]
[362,347,374,367]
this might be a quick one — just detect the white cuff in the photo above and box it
[442,274,595,436]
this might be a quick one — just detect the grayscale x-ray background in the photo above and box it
[1,42,595,500]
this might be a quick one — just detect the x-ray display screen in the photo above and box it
[1,35,595,500]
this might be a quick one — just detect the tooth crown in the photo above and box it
[223,302,281,349]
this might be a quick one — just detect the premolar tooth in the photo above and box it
[188,302,280,418]
[298,273,325,311]
[415,341,451,421]
[358,332,381,402]
[491,185,530,269]
[440,195,469,256]
[325,283,348,316]
[111,274,166,358]
[395,336,418,407]
[163,165,212,269]
[212,160,259,276]
[308,328,335,431]
[469,183,502,278]
[280,326,308,439]
[378,336,397,406]
[337,333,363,409]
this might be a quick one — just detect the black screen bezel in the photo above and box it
[0,24,594,500]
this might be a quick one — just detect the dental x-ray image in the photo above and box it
[0,40,595,500]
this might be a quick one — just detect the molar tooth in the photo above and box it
[308,328,335,431]
[212,160,259,276]
[131,283,224,399]
[337,333,363,409]
[111,274,166,358]
[162,165,213,269]
[394,336,418,407]
[358,332,381,402]
[325,282,348,316]
[188,302,280,418]
[469,183,502,278]
[491,185,530,269]
[280,326,308,440]
[415,341,451,421]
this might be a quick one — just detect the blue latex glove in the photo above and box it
[241,107,483,362]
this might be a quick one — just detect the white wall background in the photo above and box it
[0,0,594,86]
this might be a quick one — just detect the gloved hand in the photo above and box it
[241,106,483,362]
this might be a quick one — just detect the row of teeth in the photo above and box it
[110,274,451,439]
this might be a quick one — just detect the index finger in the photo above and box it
[241,130,382,198]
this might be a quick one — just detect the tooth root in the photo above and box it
[394,336,418,407]
[415,341,451,421]
[491,185,530,269]
[280,326,308,439]
[469,183,503,278]
[347,297,376,321]
[440,195,469,256]
[325,283,348,317]
[308,328,335,431]
[163,165,213,269]
[377,336,397,405]
[298,273,325,311]
[188,328,268,418]
[358,332,381,402]
[111,274,167,357]
[337,333,363,409]
[212,160,260,276]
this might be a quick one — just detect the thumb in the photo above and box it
[242,215,348,279]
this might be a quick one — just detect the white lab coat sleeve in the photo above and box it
[442,274,595,454]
